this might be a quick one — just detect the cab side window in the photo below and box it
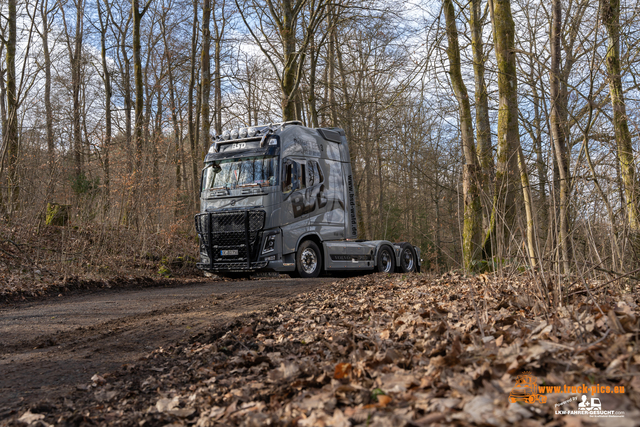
[282,159,306,194]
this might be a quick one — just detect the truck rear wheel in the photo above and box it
[398,243,417,273]
[376,245,395,273]
[296,240,322,278]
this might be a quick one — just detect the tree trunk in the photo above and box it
[97,0,112,216]
[40,0,55,178]
[132,0,147,177]
[308,31,319,128]
[0,42,6,147]
[469,0,493,225]
[327,10,337,126]
[214,37,222,134]
[601,0,640,251]
[531,76,549,240]
[143,33,154,173]
[162,14,184,216]
[280,0,299,121]
[2,0,18,215]
[72,0,85,178]
[201,0,212,152]
[443,0,483,271]
[189,0,200,210]
[119,28,133,175]
[212,0,226,135]
[488,0,520,258]
[549,0,570,273]
[518,146,538,267]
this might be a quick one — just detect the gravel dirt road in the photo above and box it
[0,277,334,415]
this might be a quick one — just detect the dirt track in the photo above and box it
[0,277,334,416]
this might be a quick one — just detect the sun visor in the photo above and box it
[205,145,278,162]
[217,139,262,153]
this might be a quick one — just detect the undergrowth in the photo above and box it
[0,220,202,301]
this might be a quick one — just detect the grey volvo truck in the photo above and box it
[195,121,420,278]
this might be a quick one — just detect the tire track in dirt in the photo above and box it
[0,277,333,414]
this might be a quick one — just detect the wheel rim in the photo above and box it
[380,250,392,272]
[301,248,318,274]
[402,248,414,271]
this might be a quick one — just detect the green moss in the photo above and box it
[158,264,172,278]
[46,203,70,226]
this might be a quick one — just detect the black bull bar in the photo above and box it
[195,209,267,271]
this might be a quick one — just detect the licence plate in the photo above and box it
[221,249,239,256]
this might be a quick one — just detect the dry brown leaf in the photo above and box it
[238,325,253,336]
[377,394,392,407]
[10,272,640,427]
[333,362,352,379]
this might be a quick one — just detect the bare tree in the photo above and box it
[469,0,493,230]
[236,0,330,121]
[0,0,18,214]
[212,0,230,134]
[96,0,112,214]
[201,0,212,152]
[549,0,570,273]
[601,0,640,253]
[443,0,482,270]
[132,0,152,176]
[59,0,85,178]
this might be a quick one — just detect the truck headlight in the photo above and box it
[262,234,276,254]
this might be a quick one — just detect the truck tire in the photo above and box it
[376,245,395,273]
[296,240,322,278]
[398,243,417,273]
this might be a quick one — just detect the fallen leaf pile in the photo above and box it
[7,272,640,426]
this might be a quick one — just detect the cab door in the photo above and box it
[280,157,310,254]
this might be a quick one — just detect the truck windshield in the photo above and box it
[202,156,278,191]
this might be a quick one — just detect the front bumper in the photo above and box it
[196,261,268,271]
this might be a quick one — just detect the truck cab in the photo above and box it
[195,121,420,277]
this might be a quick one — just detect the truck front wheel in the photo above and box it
[376,246,396,273]
[296,240,322,278]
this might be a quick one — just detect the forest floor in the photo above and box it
[3,271,640,426]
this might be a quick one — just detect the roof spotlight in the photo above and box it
[231,129,239,139]
[239,127,248,138]
[222,130,230,140]
[248,127,257,137]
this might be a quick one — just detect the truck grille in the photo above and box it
[195,209,266,270]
